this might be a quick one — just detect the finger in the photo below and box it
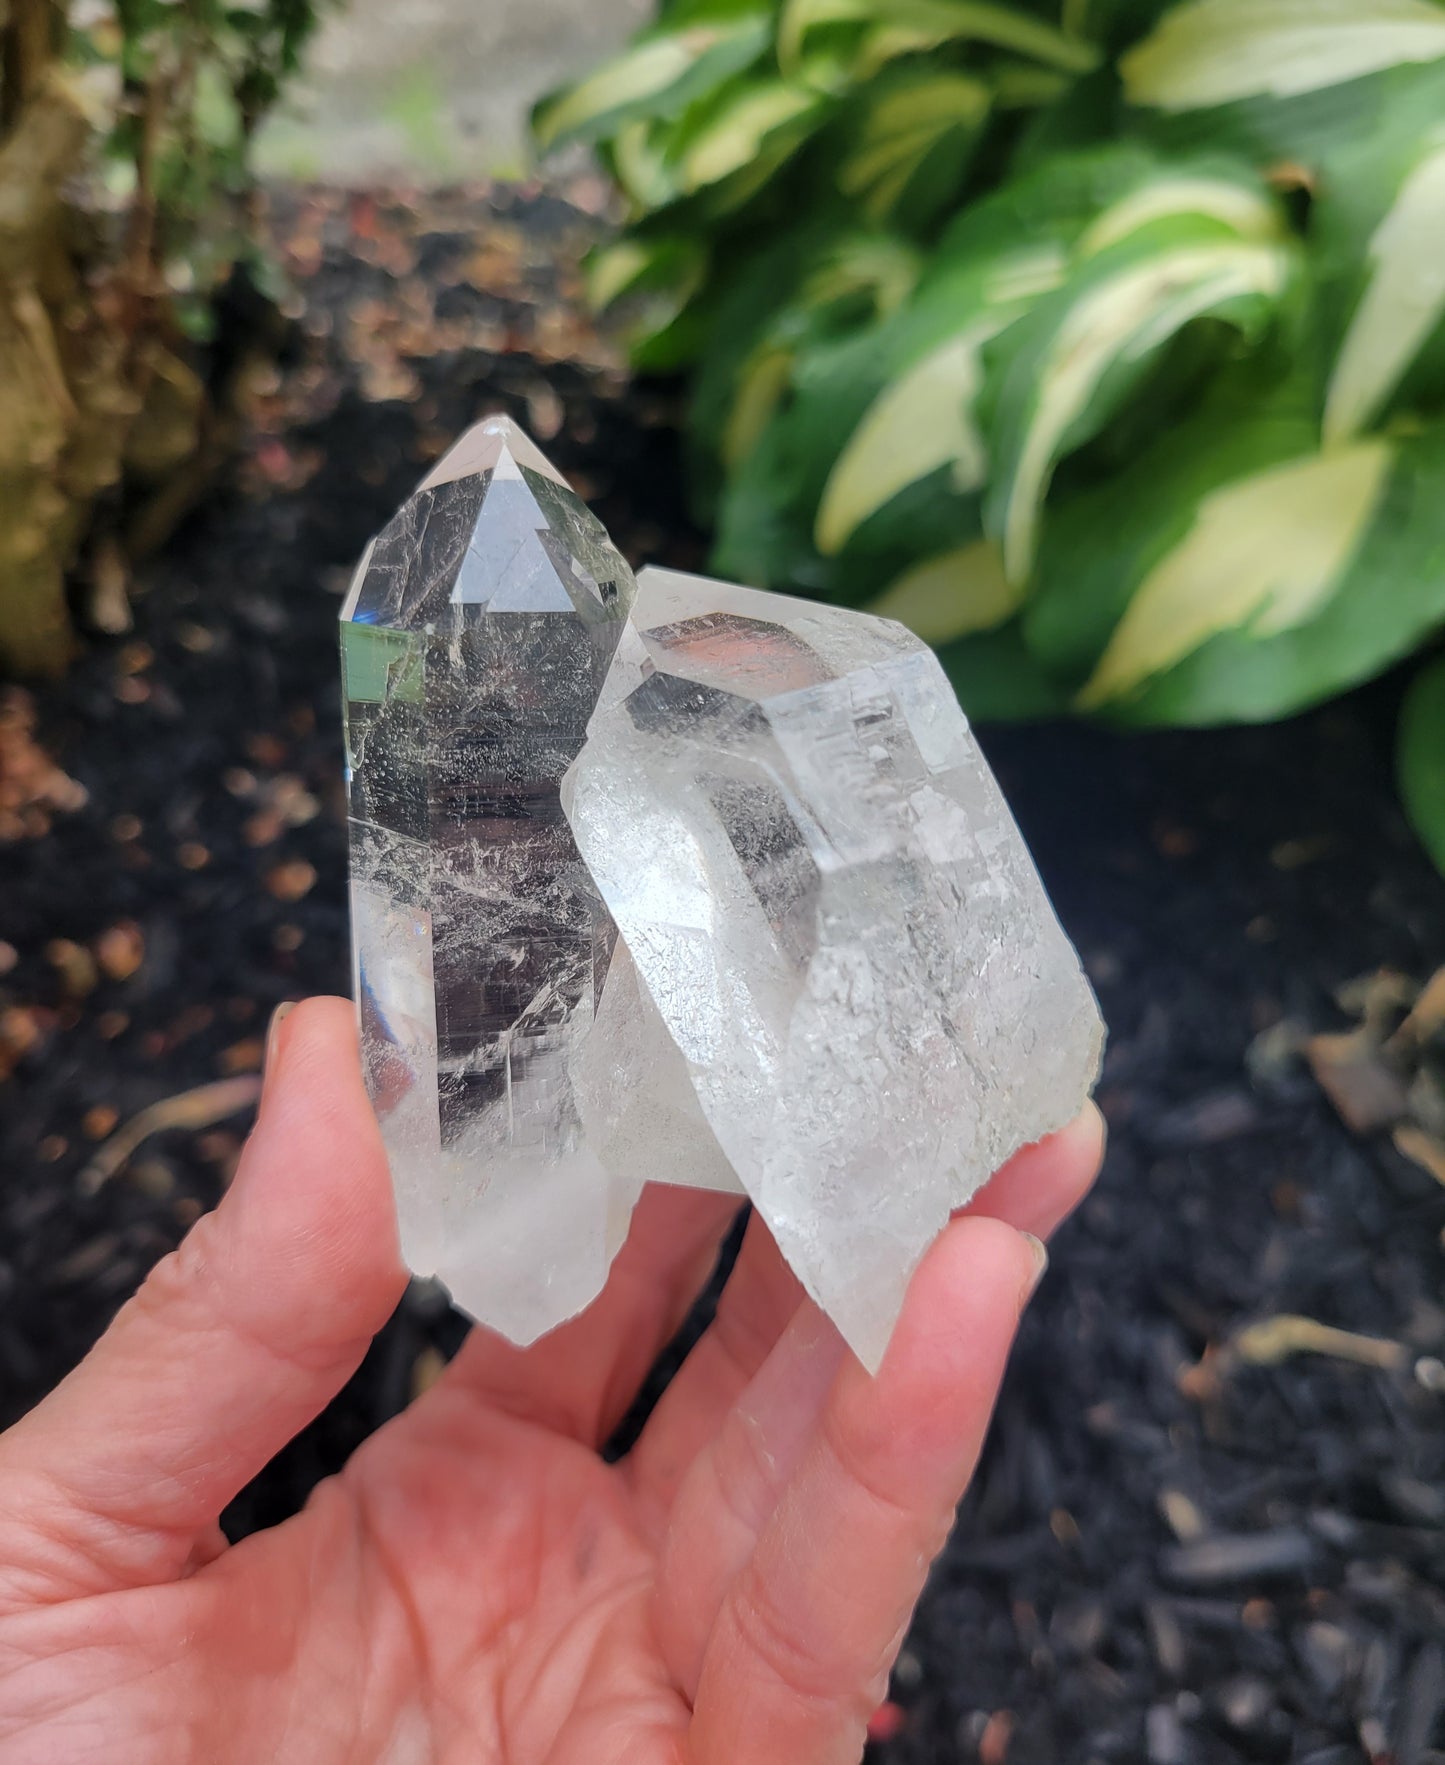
[0,998,405,1609]
[654,1297,847,1698]
[687,1217,1044,1765]
[628,1107,1102,1520]
[625,1211,805,1522]
[962,1101,1105,1238]
[441,1183,742,1445]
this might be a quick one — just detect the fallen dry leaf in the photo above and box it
[80,1075,262,1192]
[1305,1029,1410,1133]
[1393,1123,1445,1188]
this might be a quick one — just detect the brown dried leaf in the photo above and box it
[1305,1029,1410,1133]
[1392,1123,1445,1188]
[94,920,145,981]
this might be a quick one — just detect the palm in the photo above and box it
[0,1002,1101,1765]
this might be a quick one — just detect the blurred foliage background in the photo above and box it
[0,0,319,675]
[536,0,1445,871]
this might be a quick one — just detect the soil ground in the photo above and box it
[2,182,1443,1765]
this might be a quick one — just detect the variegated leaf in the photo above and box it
[868,537,1023,643]
[534,18,770,149]
[1324,136,1445,441]
[1123,0,1445,113]
[989,234,1293,583]
[1079,440,1394,707]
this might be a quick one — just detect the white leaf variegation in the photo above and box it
[1079,175,1282,257]
[814,242,1068,554]
[779,0,1099,82]
[534,38,696,147]
[535,16,770,149]
[677,81,822,192]
[868,537,1022,643]
[1079,440,1395,708]
[836,72,991,218]
[1324,137,1445,443]
[1122,0,1445,112]
[993,238,1293,584]
[816,326,997,553]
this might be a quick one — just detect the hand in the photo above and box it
[0,997,1103,1765]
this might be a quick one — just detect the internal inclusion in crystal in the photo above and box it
[343,416,1104,1370]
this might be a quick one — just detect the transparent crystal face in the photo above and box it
[344,420,1104,1369]
[342,417,643,1337]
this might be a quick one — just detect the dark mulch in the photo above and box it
[1,181,1443,1765]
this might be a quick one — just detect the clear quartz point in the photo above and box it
[343,418,1104,1370]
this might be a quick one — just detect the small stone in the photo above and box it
[95,922,145,981]
[82,1105,119,1141]
[46,938,99,996]
[265,859,317,901]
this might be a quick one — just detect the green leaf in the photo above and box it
[779,0,1101,83]
[812,149,1214,555]
[1324,137,1445,442]
[1077,171,1284,256]
[586,236,704,312]
[936,619,1071,721]
[672,78,826,195]
[986,220,1294,583]
[722,343,797,468]
[815,322,1003,553]
[868,537,1024,642]
[1122,0,1445,113]
[1025,394,1318,680]
[610,120,681,209]
[1060,430,1445,725]
[700,231,922,476]
[533,16,771,150]
[1078,438,1395,707]
[835,70,991,222]
[1399,653,1445,874]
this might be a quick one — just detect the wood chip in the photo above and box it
[94,921,145,981]
[1161,1528,1315,1588]
[1159,1489,1207,1542]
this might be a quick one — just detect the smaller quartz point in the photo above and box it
[344,419,1104,1371]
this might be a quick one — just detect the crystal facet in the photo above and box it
[343,417,1104,1370]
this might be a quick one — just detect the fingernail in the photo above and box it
[1021,1232,1049,1300]
[263,1001,297,1097]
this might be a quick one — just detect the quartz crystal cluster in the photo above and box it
[342,416,1103,1370]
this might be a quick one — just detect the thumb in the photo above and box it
[0,997,405,1611]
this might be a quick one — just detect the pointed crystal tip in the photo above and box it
[419,413,570,493]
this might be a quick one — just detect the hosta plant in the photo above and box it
[536,0,1445,869]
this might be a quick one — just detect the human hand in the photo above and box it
[0,997,1104,1764]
